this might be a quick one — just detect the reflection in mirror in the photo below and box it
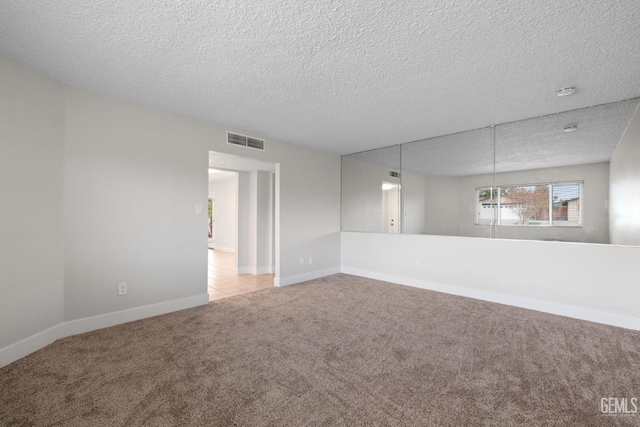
[493,99,640,243]
[341,98,640,246]
[341,145,401,233]
[400,127,494,238]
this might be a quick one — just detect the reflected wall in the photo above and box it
[401,127,494,238]
[341,98,640,244]
[490,102,636,243]
[341,145,401,233]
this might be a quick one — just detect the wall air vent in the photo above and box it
[247,137,265,150]
[389,171,401,178]
[227,131,265,151]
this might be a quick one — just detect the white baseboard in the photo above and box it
[275,267,341,287]
[212,246,235,253]
[0,324,65,368]
[0,293,209,368]
[341,267,640,331]
[64,293,210,337]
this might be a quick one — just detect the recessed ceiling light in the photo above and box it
[557,86,577,97]
[564,125,578,132]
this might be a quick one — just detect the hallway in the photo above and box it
[208,249,274,301]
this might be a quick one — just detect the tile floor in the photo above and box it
[208,249,274,301]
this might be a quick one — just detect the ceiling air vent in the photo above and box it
[389,171,400,178]
[227,131,265,151]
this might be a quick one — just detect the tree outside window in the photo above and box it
[477,182,582,226]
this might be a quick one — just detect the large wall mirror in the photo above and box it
[341,98,640,245]
[401,127,494,238]
[342,145,401,233]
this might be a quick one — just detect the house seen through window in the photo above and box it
[477,183,582,226]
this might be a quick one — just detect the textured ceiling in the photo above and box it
[1,1,640,154]
[349,99,640,176]
[493,99,640,174]
[208,151,276,173]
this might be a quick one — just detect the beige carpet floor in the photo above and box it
[2,274,640,426]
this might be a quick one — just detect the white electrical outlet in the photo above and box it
[300,257,304,265]
[195,205,203,215]
[416,262,421,269]
[118,282,128,296]
[308,257,313,265]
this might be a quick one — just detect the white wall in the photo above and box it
[63,89,208,321]
[240,170,273,274]
[236,172,251,271]
[423,176,462,236]
[0,56,65,351]
[342,157,398,233]
[248,171,257,272]
[255,171,272,272]
[1,55,341,365]
[63,86,341,321]
[208,175,237,252]
[610,104,640,245]
[401,172,426,234]
[342,232,640,328]
[455,173,494,239]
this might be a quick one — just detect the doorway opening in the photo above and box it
[207,151,278,301]
[382,181,400,234]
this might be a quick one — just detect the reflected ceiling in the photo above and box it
[399,99,639,176]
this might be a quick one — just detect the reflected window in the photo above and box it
[477,182,582,226]
[552,184,582,226]
[476,187,498,225]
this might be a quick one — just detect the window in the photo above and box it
[477,182,582,226]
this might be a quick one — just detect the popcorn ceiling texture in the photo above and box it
[353,99,640,176]
[1,1,639,154]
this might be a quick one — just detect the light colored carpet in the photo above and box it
[1,274,640,426]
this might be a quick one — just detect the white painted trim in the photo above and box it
[236,266,252,275]
[212,246,235,253]
[275,267,341,287]
[0,294,209,367]
[341,267,640,331]
[0,324,65,368]
[64,293,209,337]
